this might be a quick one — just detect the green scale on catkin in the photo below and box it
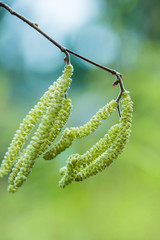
[59,91,133,188]
[43,99,117,160]
[7,64,73,193]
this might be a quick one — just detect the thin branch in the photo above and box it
[0,2,71,64]
[66,48,119,76]
[0,1,125,106]
[0,2,66,52]
[0,2,122,76]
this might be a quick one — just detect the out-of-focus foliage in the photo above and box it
[102,0,160,40]
[0,0,160,240]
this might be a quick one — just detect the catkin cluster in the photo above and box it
[59,91,133,188]
[0,64,73,193]
[0,62,133,193]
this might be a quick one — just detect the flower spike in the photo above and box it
[0,77,57,177]
[1,64,74,193]
[59,91,133,188]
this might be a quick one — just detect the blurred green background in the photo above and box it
[0,0,160,240]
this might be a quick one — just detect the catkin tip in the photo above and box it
[7,185,17,193]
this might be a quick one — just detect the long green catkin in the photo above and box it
[0,81,58,178]
[43,99,117,160]
[75,91,133,182]
[7,64,73,193]
[59,91,133,188]
[8,97,72,193]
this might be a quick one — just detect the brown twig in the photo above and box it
[0,1,125,104]
[0,2,123,75]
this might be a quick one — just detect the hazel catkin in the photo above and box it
[0,82,57,178]
[5,64,73,193]
[75,91,133,182]
[59,91,133,188]
[8,97,72,192]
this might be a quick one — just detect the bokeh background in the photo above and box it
[0,0,160,239]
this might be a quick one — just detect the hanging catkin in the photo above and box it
[0,82,58,177]
[8,97,72,193]
[75,91,133,181]
[3,64,73,193]
[59,91,133,188]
